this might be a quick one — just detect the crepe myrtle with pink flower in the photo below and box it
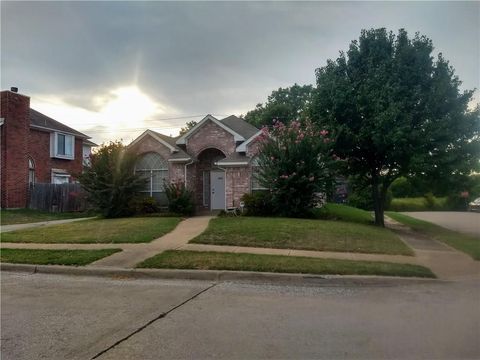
[255,119,338,217]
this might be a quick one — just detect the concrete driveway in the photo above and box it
[404,211,480,237]
[2,272,479,359]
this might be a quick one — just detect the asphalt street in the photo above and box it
[1,271,479,359]
[405,211,480,237]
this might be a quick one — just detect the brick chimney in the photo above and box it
[1,90,31,208]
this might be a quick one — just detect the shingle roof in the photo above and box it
[150,130,191,161]
[216,152,250,165]
[220,115,259,140]
[30,109,89,139]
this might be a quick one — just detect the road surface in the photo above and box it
[1,272,479,359]
[405,211,480,237]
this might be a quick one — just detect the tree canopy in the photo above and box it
[79,141,146,218]
[312,28,479,226]
[244,84,314,128]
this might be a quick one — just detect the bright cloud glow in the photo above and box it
[31,86,180,144]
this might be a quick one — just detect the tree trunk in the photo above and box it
[372,179,385,227]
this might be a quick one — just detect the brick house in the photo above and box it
[129,114,265,211]
[0,89,96,208]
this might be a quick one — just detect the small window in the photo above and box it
[52,133,75,159]
[28,158,35,186]
[52,171,70,184]
[251,157,267,191]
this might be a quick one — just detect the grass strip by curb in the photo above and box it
[137,250,435,278]
[191,217,413,256]
[1,217,181,244]
[387,212,480,261]
[0,248,122,266]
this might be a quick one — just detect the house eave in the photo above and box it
[176,114,245,145]
[30,124,89,139]
[128,129,177,153]
[168,158,192,163]
[236,129,263,152]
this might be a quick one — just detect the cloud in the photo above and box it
[2,1,478,140]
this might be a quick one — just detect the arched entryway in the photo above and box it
[195,148,226,210]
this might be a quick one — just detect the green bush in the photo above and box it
[388,196,448,211]
[446,193,468,211]
[129,196,161,215]
[164,181,195,216]
[389,177,413,198]
[255,120,337,218]
[423,192,436,209]
[241,192,275,216]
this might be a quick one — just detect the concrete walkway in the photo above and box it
[404,211,480,237]
[385,216,480,280]
[1,217,95,233]
[87,216,213,268]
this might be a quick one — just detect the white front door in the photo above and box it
[210,170,225,210]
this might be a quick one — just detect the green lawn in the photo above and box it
[387,212,480,260]
[389,197,447,212]
[1,209,95,226]
[138,250,434,278]
[0,248,121,266]
[1,217,181,244]
[313,203,373,224]
[190,217,413,255]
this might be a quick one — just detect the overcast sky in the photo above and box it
[2,1,479,144]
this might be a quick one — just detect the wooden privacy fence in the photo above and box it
[28,183,88,212]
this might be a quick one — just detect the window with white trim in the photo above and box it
[251,157,267,191]
[135,152,169,196]
[52,171,71,184]
[51,132,75,159]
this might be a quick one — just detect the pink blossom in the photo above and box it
[320,130,329,136]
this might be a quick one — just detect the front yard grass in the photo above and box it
[190,217,413,255]
[1,209,95,226]
[0,248,121,266]
[1,217,181,244]
[138,250,434,278]
[313,203,373,224]
[387,212,480,260]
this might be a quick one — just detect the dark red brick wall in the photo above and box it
[28,129,84,183]
[1,91,30,208]
[1,90,85,208]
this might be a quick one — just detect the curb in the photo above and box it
[1,263,442,286]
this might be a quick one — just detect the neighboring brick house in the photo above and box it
[129,114,264,211]
[0,89,96,208]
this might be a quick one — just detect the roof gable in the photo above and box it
[220,115,258,139]
[129,130,177,152]
[176,114,245,145]
[29,109,89,139]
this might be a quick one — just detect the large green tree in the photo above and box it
[312,28,479,226]
[79,141,146,218]
[245,83,314,128]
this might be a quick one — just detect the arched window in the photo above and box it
[135,152,169,197]
[28,157,35,186]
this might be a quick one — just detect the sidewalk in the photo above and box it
[2,215,479,280]
[385,216,480,280]
[1,217,95,233]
